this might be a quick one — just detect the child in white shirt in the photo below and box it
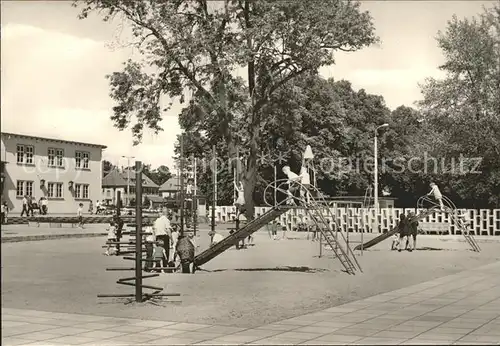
[105,221,117,256]
[77,203,84,228]
[427,182,444,210]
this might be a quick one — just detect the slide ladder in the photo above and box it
[194,206,291,267]
[353,206,439,251]
[264,179,362,274]
[418,195,480,252]
[353,194,480,252]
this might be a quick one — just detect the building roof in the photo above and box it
[1,132,107,149]
[159,176,180,192]
[102,170,128,187]
[102,168,159,188]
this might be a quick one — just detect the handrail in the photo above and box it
[263,178,361,271]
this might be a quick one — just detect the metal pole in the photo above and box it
[193,157,197,236]
[135,160,143,303]
[180,134,185,236]
[127,159,130,206]
[211,145,216,233]
[274,165,277,207]
[374,133,379,235]
[116,191,121,254]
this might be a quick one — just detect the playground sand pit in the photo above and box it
[2,229,500,328]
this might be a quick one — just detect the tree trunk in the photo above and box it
[243,135,258,220]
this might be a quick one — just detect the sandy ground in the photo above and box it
[2,228,500,328]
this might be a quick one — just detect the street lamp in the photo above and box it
[374,123,389,233]
[122,155,135,207]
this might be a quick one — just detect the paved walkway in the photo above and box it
[3,261,500,345]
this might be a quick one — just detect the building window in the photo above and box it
[75,184,81,199]
[75,184,90,199]
[47,182,63,198]
[16,180,34,197]
[48,148,64,167]
[75,151,90,169]
[16,144,34,164]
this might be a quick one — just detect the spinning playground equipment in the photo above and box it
[98,161,181,303]
[194,179,362,275]
[353,194,480,252]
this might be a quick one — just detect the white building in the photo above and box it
[1,132,106,214]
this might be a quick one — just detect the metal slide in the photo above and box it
[354,195,480,252]
[194,206,291,267]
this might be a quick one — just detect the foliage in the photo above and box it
[417,3,500,208]
[74,0,378,218]
[102,160,115,178]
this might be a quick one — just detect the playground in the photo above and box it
[2,225,500,329]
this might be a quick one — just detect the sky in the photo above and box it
[1,0,495,169]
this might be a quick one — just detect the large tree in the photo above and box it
[75,0,378,218]
[417,3,500,208]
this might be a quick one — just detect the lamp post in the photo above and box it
[122,155,135,207]
[373,123,389,233]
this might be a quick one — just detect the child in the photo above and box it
[143,226,155,272]
[391,232,400,250]
[151,240,168,273]
[1,201,8,224]
[104,221,117,256]
[427,182,444,211]
[208,230,224,246]
[77,203,84,228]
[170,227,179,263]
[176,234,195,273]
[267,220,278,240]
[234,181,245,218]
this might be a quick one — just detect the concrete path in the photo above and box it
[3,260,500,345]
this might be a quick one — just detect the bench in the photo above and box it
[419,222,450,235]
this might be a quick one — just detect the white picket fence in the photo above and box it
[208,206,500,236]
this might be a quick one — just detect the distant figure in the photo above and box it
[282,166,303,204]
[234,181,245,217]
[176,234,195,273]
[267,220,278,240]
[427,182,444,211]
[459,212,472,235]
[104,221,117,256]
[151,240,169,273]
[40,197,48,215]
[143,225,156,272]
[88,201,94,215]
[407,212,418,251]
[77,203,84,228]
[21,195,29,217]
[170,227,179,263]
[1,201,8,224]
[208,230,224,246]
[397,214,411,252]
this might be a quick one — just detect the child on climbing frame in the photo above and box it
[427,182,444,211]
[234,180,245,217]
[104,221,117,256]
[282,166,301,204]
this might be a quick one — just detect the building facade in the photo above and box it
[1,132,106,214]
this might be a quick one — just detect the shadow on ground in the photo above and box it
[202,266,328,273]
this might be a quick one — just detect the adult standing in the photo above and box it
[153,207,173,264]
[21,195,29,217]
[27,196,34,217]
[88,200,94,215]
[407,212,418,251]
[397,214,410,252]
